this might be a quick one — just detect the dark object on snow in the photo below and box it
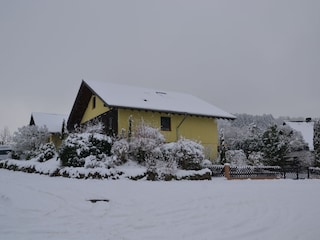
[87,199,110,203]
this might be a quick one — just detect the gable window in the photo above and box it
[92,96,96,109]
[161,116,171,131]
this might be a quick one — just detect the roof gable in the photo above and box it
[83,80,235,119]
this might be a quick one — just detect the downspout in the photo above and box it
[176,113,188,141]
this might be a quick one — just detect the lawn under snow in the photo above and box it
[1,170,320,240]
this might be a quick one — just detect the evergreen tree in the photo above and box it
[218,129,226,164]
[314,120,320,167]
[262,125,289,167]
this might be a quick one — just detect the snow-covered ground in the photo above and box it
[1,170,319,240]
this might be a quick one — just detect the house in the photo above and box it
[30,112,68,147]
[67,80,235,159]
[284,120,314,151]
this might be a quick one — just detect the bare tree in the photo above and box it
[0,127,12,145]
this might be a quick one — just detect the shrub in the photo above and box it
[83,155,115,169]
[37,142,56,162]
[247,151,264,166]
[226,149,248,166]
[171,138,204,170]
[145,146,178,180]
[88,134,112,156]
[59,132,112,167]
[111,139,129,164]
[161,142,179,171]
[129,121,165,163]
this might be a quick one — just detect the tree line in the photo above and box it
[218,114,320,168]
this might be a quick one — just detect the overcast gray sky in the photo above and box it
[1,0,320,133]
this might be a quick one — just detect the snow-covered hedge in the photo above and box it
[2,121,213,180]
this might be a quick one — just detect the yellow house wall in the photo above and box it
[81,95,109,124]
[118,108,218,159]
[78,96,219,159]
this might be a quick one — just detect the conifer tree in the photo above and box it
[262,125,289,167]
[314,120,320,167]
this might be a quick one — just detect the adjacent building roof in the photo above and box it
[285,121,314,151]
[30,112,68,133]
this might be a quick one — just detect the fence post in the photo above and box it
[224,163,231,180]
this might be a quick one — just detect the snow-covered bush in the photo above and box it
[83,155,115,169]
[12,125,49,160]
[201,159,213,168]
[247,152,264,166]
[145,146,178,180]
[172,138,204,170]
[59,133,89,167]
[111,138,129,164]
[226,150,247,166]
[129,121,165,163]
[37,142,56,162]
[145,147,163,171]
[59,133,112,167]
[74,119,105,134]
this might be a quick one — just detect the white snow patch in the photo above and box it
[1,170,320,240]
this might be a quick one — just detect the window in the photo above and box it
[161,117,171,131]
[92,96,96,109]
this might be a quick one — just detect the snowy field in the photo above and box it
[1,169,320,240]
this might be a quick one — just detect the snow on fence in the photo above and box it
[209,164,282,180]
[209,164,320,180]
[210,165,225,177]
[226,165,282,180]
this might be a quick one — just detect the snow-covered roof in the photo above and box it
[30,112,68,133]
[84,80,235,119]
[285,121,314,151]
